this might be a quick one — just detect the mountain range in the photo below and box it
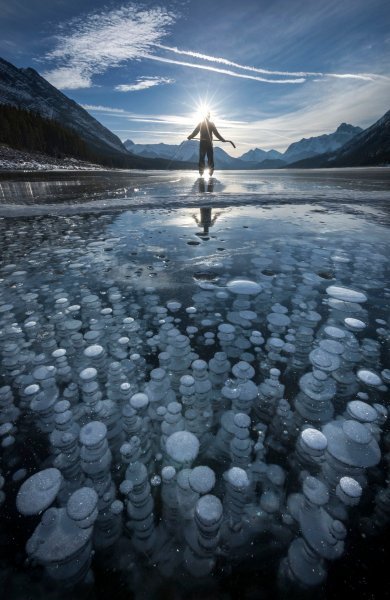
[0,55,388,170]
[124,122,365,169]
[0,57,192,169]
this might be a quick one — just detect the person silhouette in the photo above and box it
[193,207,222,235]
[187,112,235,176]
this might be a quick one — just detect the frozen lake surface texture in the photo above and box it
[0,169,389,600]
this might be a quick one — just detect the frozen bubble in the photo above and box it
[219,323,235,334]
[309,348,337,371]
[162,466,176,482]
[339,477,362,499]
[67,487,98,522]
[216,291,229,300]
[196,494,223,525]
[267,313,290,327]
[0,422,13,436]
[357,369,382,387]
[186,306,197,314]
[324,326,346,340]
[189,466,216,494]
[267,464,285,486]
[303,476,329,505]
[166,301,181,312]
[347,401,377,423]
[344,318,366,332]
[227,278,262,295]
[130,393,149,410]
[111,500,124,515]
[319,339,344,355]
[80,367,97,381]
[151,475,162,487]
[342,420,372,445]
[12,468,27,483]
[16,468,62,516]
[79,421,107,446]
[268,337,284,350]
[186,326,198,335]
[301,428,328,451]
[239,310,257,321]
[165,431,200,463]
[84,344,104,358]
[225,467,249,489]
[233,413,251,429]
[326,285,367,303]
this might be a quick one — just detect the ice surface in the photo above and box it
[1,170,389,597]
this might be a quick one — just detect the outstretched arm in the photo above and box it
[211,123,226,143]
[187,124,200,140]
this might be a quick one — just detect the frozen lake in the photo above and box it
[0,169,389,599]
[0,167,389,214]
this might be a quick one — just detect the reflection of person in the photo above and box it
[187,112,232,176]
[198,177,214,193]
[193,207,222,235]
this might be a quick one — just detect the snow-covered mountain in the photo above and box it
[283,123,363,164]
[125,124,363,169]
[0,57,127,158]
[124,139,248,168]
[125,140,197,162]
[240,148,283,162]
[288,109,390,168]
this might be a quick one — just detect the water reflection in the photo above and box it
[197,176,214,193]
[192,207,223,235]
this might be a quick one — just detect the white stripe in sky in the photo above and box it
[155,44,385,82]
[145,55,305,84]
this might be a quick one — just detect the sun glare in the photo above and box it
[193,102,211,123]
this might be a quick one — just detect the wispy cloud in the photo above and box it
[146,55,305,84]
[155,44,319,77]
[82,104,243,128]
[41,2,388,90]
[155,44,387,82]
[115,76,174,92]
[81,104,126,114]
[42,4,175,89]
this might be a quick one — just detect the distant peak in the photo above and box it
[124,139,134,146]
[336,122,361,133]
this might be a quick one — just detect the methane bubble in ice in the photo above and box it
[326,285,367,303]
[1,204,389,597]
[226,278,262,295]
[16,468,62,516]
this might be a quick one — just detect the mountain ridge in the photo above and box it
[287,110,390,168]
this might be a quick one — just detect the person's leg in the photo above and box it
[199,141,206,175]
[207,144,214,175]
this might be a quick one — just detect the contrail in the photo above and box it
[155,43,320,77]
[155,44,387,82]
[145,54,306,84]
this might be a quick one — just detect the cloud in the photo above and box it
[145,55,306,84]
[42,3,175,89]
[155,44,387,82]
[41,2,388,90]
[155,44,320,77]
[115,76,174,92]
[225,77,390,151]
[44,66,92,90]
[81,105,126,114]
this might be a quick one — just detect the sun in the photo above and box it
[193,102,211,123]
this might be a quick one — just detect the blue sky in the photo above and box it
[1,0,389,154]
